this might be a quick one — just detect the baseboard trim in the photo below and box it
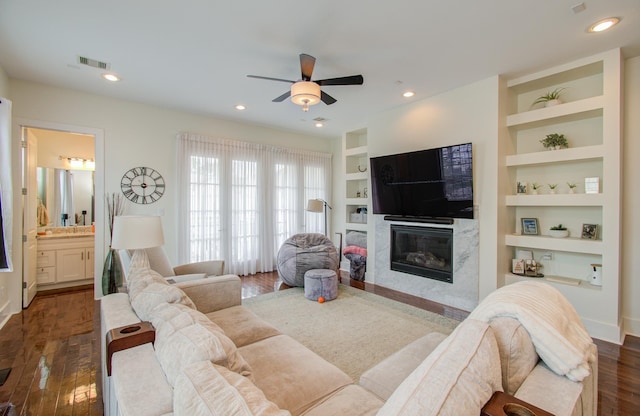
[583,318,623,344]
[623,317,640,339]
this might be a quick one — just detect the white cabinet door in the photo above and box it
[85,248,95,279]
[57,248,86,282]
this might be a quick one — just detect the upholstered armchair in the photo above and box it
[118,246,225,283]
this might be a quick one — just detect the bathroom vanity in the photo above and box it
[36,231,95,289]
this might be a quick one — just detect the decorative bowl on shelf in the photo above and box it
[548,229,569,238]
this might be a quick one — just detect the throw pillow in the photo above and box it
[174,361,290,416]
[378,319,502,416]
[489,317,539,395]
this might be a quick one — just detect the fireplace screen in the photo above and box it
[390,225,453,283]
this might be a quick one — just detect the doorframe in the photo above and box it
[15,118,105,300]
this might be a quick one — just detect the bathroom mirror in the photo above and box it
[37,167,95,227]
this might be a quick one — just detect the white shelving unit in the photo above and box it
[497,49,622,341]
[342,128,370,276]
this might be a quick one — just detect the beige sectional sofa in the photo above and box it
[101,263,598,416]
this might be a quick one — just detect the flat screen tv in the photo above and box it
[369,143,473,219]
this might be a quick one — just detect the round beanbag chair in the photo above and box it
[276,233,339,287]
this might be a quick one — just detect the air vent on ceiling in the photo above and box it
[313,117,327,122]
[77,56,110,70]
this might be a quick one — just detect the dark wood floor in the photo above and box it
[0,273,638,415]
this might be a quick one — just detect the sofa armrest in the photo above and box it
[173,260,224,276]
[175,274,241,314]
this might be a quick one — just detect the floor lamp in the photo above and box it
[306,199,332,236]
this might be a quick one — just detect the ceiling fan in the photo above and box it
[247,53,364,112]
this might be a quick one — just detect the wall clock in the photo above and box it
[120,166,165,204]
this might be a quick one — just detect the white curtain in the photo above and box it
[178,132,331,276]
[0,98,11,271]
[54,169,75,226]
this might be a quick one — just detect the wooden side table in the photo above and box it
[481,391,554,416]
[106,321,155,376]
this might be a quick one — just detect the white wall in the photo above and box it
[364,76,500,302]
[0,65,8,97]
[0,64,10,326]
[7,79,332,306]
[622,56,640,337]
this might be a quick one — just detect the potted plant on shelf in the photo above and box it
[540,133,568,150]
[532,87,565,108]
[548,183,558,194]
[567,182,578,194]
[549,224,569,238]
[531,183,541,195]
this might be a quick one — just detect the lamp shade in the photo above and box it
[306,199,324,213]
[111,215,165,249]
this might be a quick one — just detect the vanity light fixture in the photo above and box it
[102,73,120,82]
[59,156,96,170]
[68,158,84,168]
[588,17,620,33]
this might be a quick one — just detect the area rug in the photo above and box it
[243,284,460,381]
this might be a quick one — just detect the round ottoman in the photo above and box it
[304,269,338,301]
[276,233,339,287]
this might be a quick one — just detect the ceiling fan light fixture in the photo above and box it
[291,81,321,112]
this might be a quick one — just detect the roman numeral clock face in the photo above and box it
[120,167,165,204]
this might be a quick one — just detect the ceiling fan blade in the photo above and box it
[272,91,291,102]
[316,75,364,86]
[300,54,316,81]
[247,75,295,83]
[320,91,337,105]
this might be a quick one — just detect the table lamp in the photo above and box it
[111,215,165,270]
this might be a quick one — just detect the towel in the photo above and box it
[469,281,595,382]
[37,202,50,226]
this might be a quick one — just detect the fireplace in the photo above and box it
[390,225,453,283]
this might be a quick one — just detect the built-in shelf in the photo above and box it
[344,145,368,157]
[505,234,603,255]
[346,172,367,181]
[505,273,600,290]
[505,193,603,206]
[346,198,368,205]
[506,145,604,167]
[506,96,604,127]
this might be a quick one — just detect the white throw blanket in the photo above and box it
[469,281,596,382]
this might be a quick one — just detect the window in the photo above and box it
[178,133,331,275]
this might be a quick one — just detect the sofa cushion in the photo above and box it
[239,334,352,416]
[207,305,282,347]
[359,331,448,401]
[300,385,383,416]
[127,265,168,300]
[174,360,290,416]
[377,319,502,416]
[489,317,539,395]
[152,302,253,382]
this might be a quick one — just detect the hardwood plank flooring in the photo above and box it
[0,272,637,415]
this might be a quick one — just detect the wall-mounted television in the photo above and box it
[369,143,473,220]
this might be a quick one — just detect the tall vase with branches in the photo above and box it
[102,193,126,295]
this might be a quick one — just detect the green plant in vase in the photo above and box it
[531,183,541,195]
[540,133,567,150]
[567,182,578,194]
[532,88,565,108]
[548,183,558,194]
[549,223,569,238]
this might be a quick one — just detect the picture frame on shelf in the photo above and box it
[512,259,525,275]
[516,181,527,194]
[584,177,600,194]
[524,259,539,277]
[581,224,598,240]
[521,218,539,235]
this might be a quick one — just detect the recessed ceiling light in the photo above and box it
[102,73,120,82]
[588,17,620,33]
[315,122,324,128]
[403,91,415,98]
[235,104,246,110]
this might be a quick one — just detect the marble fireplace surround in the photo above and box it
[373,215,479,311]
